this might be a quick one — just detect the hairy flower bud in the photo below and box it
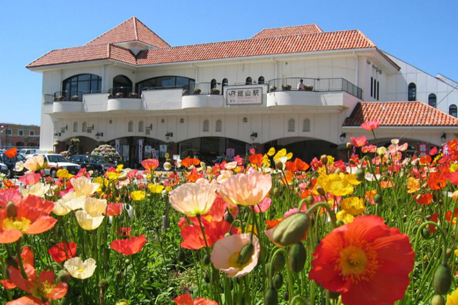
[272,213,310,247]
[288,242,306,273]
[320,155,328,165]
[433,264,452,295]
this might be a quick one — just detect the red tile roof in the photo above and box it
[251,24,323,39]
[343,101,458,126]
[27,44,111,67]
[86,17,170,48]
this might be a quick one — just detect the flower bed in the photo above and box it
[1,124,458,304]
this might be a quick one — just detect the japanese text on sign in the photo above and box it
[226,87,263,105]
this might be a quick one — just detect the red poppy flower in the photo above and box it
[309,215,414,305]
[360,119,379,131]
[105,203,123,216]
[180,218,231,250]
[141,159,159,172]
[446,208,458,225]
[0,189,22,207]
[3,179,18,189]
[48,242,77,263]
[350,136,367,148]
[248,153,263,165]
[420,155,432,164]
[8,265,67,301]
[429,147,438,155]
[6,296,51,305]
[181,157,200,168]
[1,246,35,290]
[428,213,438,234]
[110,234,147,255]
[427,172,446,190]
[266,218,282,230]
[116,227,132,236]
[18,173,42,186]
[416,193,433,205]
[174,293,218,305]
[5,148,18,158]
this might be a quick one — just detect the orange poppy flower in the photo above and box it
[380,180,394,188]
[105,203,123,216]
[428,213,438,234]
[427,172,446,190]
[4,147,17,158]
[350,136,367,148]
[281,170,294,185]
[1,246,35,290]
[248,153,263,165]
[416,193,433,205]
[309,215,414,305]
[446,209,458,225]
[3,179,18,189]
[361,119,380,131]
[266,218,282,230]
[8,265,67,301]
[48,242,77,263]
[180,218,231,250]
[420,155,432,164]
[181,157,200,168]
[110,234,147,255]
[5,296,51,305]
[141,159,159,172]
[174,294,218,305]
[0,189,22,207]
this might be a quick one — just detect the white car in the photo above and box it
[0,162,9,176]
[39,154,81,177]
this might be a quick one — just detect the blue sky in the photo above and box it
[1,0,457,126]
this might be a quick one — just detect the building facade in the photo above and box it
[0,123,40,150]
[27,17,458,166]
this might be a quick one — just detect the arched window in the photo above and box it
[82,122,87,133]
[203,120,209,132]
[138,121,144,132]
[73,122,78,132]
[62,74,102,100]
[450,104,457,118]
[215,120,222,132]
[408,83,416,101]
[113,75,133,97]
[222,78,228,93]
[428,93,437,108]
[258,76,265,84]
[128,121,133,132]
[211,79,217,90]
[303,119,310,132]
[246,77,252,85]
[288,119,295,132]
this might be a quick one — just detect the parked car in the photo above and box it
[0,153,27,178]
[67,154,115,176]
[18,148,38,157]
[0,161,9,176]
[39,153,81,177]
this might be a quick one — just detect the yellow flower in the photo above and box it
[273,148,287,161]
[340,197,365,215]
[327,155,335,167]
[262,154,271,167]
[454,246,458,258]
[57,169,70,179]
[346,174,362,185]
[267,147,276,156]
[165,185,173,192]
[148,184,164,194]
[376,146,387,155]
[116,164,124,172]
[450,163,458,173]
[316,173,354,196]
[130,190,146,201]
[336,210,354,224]
[447,288,458,305]
[285,152,293,160]
[106,172,121,180]
[92,176,106,192]
[64,257,97,279]
[407,177,420,193]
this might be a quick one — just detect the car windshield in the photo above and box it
[1,154,25,162]
[89,155,106,164]
[47,155,68,163]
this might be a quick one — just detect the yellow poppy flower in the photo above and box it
[130,190,146,201]
[57,169,70,179]
[316,173,354,196]
[273,148,287,161]
[407,177,420,193]
[116,164,124,172]
[336,210,354,224]
[327,155,335,167]
[106,172,121,180]
[450,163,458,173]
[285,152,293,160]
[148,184,164,194]
[346,174,362,185]
[448,288,458,305]
[267,147,276,156]
[340,197,365,215]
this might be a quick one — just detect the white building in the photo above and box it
[27,17,458,166]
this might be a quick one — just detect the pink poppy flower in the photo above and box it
[219,171,271,206]
[360,119,379,130]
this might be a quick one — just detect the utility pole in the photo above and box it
[0,124,8,149]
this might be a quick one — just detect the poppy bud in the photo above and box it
[374,193,383,205]
[334,168,341,175]
[320,155,328,165]
[224,212,234,224]
[237,243,254,265]
[307,180,313,188]
[115,300,130,305]
[57,270,71,283]
[346,142,353,150]
[265,262,272,276]
[99,279,109,290]
[275,160,284,170]
[355,168,365,181]
[273,273,283,290]
[6,201,17,218]
[203,253,211,265]
[177,249,186,262]
[272,253,286,272]
[204,272,210,283]
[264,287,278,305]
[305,195,314,206]
[433,264,452,295]
[272,187,281,197]
[325,289,340,300]
[272,213,310,247]
[316,186,325,196]
[431,294,445,305]
[283,291,289,301]
[288,242,306,273]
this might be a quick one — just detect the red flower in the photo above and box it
[427,172,446,190]
[309,215,414,305]
[5,148,18,158]
[350,136,367,148]
[6,296,51,305]
[416,193,433,205]
[446,208,458,225]
[8,265,67,301]
[18,173,42,186]
[248,154,263,165]
[174,294,218,305]
[110,234,147,255]
[116,227,132,236]
[48,242,77,263]
[420,155,432,164]
[429,147,438,155]
[360,119,379,131]
[0,189,22,207]
[180,218,231,250]
[105,203,123,216]
[428,213,438,234]
[141,159,159,172]
[181,157,200,168]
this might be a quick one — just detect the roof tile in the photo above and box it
[251,24,323,39]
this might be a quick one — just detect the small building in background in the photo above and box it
[0,123,40,150]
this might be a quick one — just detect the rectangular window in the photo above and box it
[18,130,24,136]
[29,130,35,136]
[6,129,12,135]
[370,77,373,97]
[377,81,380,100]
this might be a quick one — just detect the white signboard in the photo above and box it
[115,139,120,153]
[138,139,144,162]
[226,87,263,105]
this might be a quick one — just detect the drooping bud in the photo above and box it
[272,253,286,272]
[433,264,452,295]
[288,242,306,273]
[272,213,310,247]
[305,195,314,206]
[316,186,325,196]
[272,187,281,197]
[275,160,284,170]
[264,287,278,305]
[57,270,71,283]
[320,155,328,165]
[6,201,17,218]
[355,168,365,182]
[237,243,254,265]
[346,142,353,150]
[273,273,283,290]
[224,212,234,224]
[374,193,383,205]
[203,253,211,265]
[431,294,445,305]
[334,168,341,175]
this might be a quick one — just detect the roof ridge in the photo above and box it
[85,17,135,45]
[133,17,139,40]
[133,17,170,48]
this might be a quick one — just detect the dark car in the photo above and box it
[0,153,27,178]
[67,155,115,176]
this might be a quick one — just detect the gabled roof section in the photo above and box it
[343,101,458,127]
[85,17,170,48]
[251,24,323,39]
[137,30,376,65]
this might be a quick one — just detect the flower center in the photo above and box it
[228,251,252,269]
[337,244,379,283]
[3,217,31,232]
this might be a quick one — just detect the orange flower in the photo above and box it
[181,157,200,168]
[105,203,123,216]
[4,147,18,158]
[427,172,446,190]
[48,242,77,263]
[428,213,438,234]
[416,193,433,205]
[110,234,147,255]
[309,215,414,305]
[248,153,263,165]
[407,177,420,193]
[420,155,432,164]
[380,180,393,188]
[281,170,294,185]
[266,218,282,230]
[361,119,379,131]
[179,218,232,250]
[350,136,367,148]
[174,294,218,305]
[141,159,159,172]
[446,209,458,225]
